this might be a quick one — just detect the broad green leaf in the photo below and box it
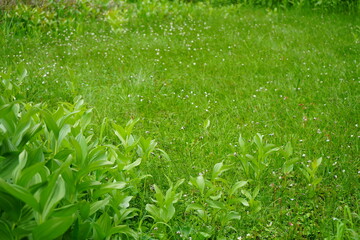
[253,133,263,148]
[74,96,85,110]
[12,119,31,147]
[17,162,46,187]
[13,220,36,239]
[153,184,164,204]
[161,204,175,223]
[238,134,246,152]
[200,231,212,238]
[0,121,6,133]
[77,221,91,240]
[209,191,222,200]
[203,119,210,129]
[89,197,110,216]
[125,118,139,135]
[42,111,59,138]
[189,175,205,195]
[222,211,241,224]
[282,157,298,175]
[93,222,106,240]
[57,110,81,129]
[264,147,280,156]
[0,219,13,240]
[212,161,232,181]
[26,146,45,167]
[123,158,141,171]
[145,204,160,221]
[109,225,138,239]
[98,181,126,191]
[77,181,101,192]
[14,150,28,182]
[32,216,74,240]
[21,123,42,148]
[312,157,322,170]
[230,181,248,196]
[0,179,39,211]
[94,182,126,198]
[0,114,16,136]
[283,142,293,158]
[282,162,294,175]
[96,212,112,237]
[206,199,225,209]
[112,123,126,144]
[0,154,19,179]
[57,124,71,148]
[119,196,132,208]
[185,203,204,212]
[78,160,113,179]
[174,178,185,190]
[0,191,22,221]
[241,189,252,200]
[138,137,157,158]
[79,201,90,220]
[88,147,107,163]
[80,109,93,129]
[52,204,77,218]
[239,197,249,207]
[116,208,139,222]
[253,185,260,198]
[212,162,223,180]
[40,175,66,220]
[4,137,18,152]
[70,135,86,165]
[75,134,88,164]
[18,68,28,82]
[53,149,73,162]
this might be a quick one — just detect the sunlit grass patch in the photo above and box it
[0,1,359,239]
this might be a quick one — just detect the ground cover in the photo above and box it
[0,1,359,239]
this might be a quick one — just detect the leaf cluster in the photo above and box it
[0,78,153,239]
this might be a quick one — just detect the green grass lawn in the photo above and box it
[1,2,359,239]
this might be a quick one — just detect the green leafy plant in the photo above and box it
[299,157,323,193]
[185,161,254,238]
[0,78,154,239]
[281,142,299,176]
[231,134,280,181]
[145,178,184,224]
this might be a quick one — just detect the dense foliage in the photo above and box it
[0,0,359,239]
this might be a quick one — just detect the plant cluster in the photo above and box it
[0,76,160,239]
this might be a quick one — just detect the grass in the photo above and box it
[1,1,359,239]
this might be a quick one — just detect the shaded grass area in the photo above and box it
[1,4,359,238]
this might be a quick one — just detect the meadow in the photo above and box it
[0,0,359,239]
